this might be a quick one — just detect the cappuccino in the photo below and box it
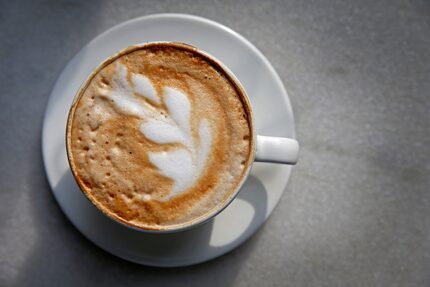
[67,43,254,230]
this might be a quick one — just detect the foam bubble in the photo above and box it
[110,147,121,156]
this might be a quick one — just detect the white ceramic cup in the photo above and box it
[66,42,299,233]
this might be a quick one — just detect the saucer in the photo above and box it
[41,13,296,267]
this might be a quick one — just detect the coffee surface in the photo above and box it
[67,43,253,230]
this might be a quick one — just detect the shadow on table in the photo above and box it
[12,165,268,287]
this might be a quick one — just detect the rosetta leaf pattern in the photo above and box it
[139,120,186,145]
[100,62,211,200]
[131,73,160,104]
[163,87,191,135]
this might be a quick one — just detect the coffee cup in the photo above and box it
[66,42,299,233]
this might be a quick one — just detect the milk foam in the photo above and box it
[100,62,212,200]
[132,73,160,104]
[147,118,211,198]
[99,64,153,119]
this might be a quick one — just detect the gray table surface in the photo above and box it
[1,0,430,286]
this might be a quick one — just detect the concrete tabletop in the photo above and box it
[1,1,429,286]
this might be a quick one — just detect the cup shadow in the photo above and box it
[52,168,268,267]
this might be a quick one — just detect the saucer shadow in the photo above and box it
[53,168,268,267]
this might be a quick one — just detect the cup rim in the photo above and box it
[65,41,257,233]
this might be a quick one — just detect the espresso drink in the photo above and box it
[67,43,253,230]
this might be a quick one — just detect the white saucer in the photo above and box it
[42,14,296,267]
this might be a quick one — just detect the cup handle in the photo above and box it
[255,135,299,164]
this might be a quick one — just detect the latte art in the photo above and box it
[67,43,253,230]
[99,63,212,200]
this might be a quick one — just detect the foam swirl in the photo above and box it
[99,63,212,200]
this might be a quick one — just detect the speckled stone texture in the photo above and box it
[1,1,429,286]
